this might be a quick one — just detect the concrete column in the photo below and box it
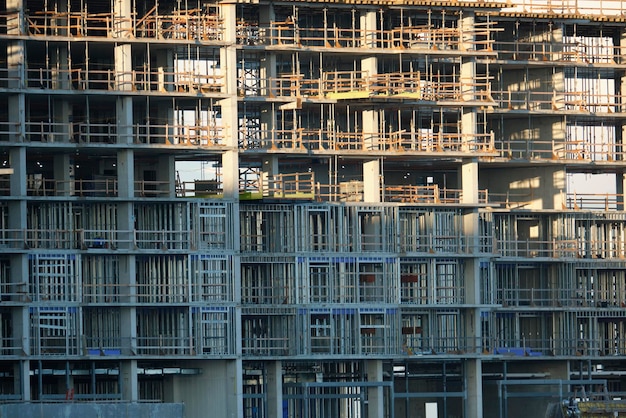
[12,258,29,344]
[155,49,173,92]
[262,156,279,196]
[360,8,377,49]
[113,0,133,148]
[458,16,484,411]
[117,137,136,355]
[117,150,134,199]
[458,148,479,371]
[361,10,380,202]
[618,29,626,175]
[49,44,72,141]
[259,3,277,151]
[267,361,283,418]
[460,12,476,101]
[53,154,71,196]
[259,4,277,97]
[465,359,483,418]
[8,148,27,365]
[7,101,28,394]
[51,100,71,142]
[7,152,24,211]
[173,360,243,418]
[121,360,138,401]
[551,24,567,167]
[7,0,25,35]
[460,12,477,156]
[366,360,384,418]
[616,28,626,209]
[116,96,134,144]
[617,171,626,210]
[461,159,483,418]
[7,35,25,143]
[9,147,26,197]
[220,3,239,199]
[112,0,132,38]
[50,44,71,90]
[156,155,176,198]
[461,159,478,205]
[362,158,380,202]
[15,360,30,401]
[7,0,25,94]
[114,43,133,91]
[550,22,564,60]
[119,255,136,356]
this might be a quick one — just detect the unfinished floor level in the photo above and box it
[2,0,626,417]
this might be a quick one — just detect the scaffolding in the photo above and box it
[3,0,626,418]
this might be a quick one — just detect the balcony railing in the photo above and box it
[239,128,494,153]
[0,121,225,146]
[16,66,224,94]
[237,22,495,52]
[0,228,195,251]
[495,137,625,162]
[492,40,625,64]
[491,89,622,113]
[505,0,626,17]
[0,9,223,40]
[239,71,493,103]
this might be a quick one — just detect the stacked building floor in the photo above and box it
[2,0,626,417]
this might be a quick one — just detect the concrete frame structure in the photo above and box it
[1,0,626,417]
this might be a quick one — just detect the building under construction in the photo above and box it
[1,0,626,417]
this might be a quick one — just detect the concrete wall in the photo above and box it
[0,402,183,418]
[482,360,570,418]
[169,360,241,418]
[494,116,565,160]
[480,166,566,210]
